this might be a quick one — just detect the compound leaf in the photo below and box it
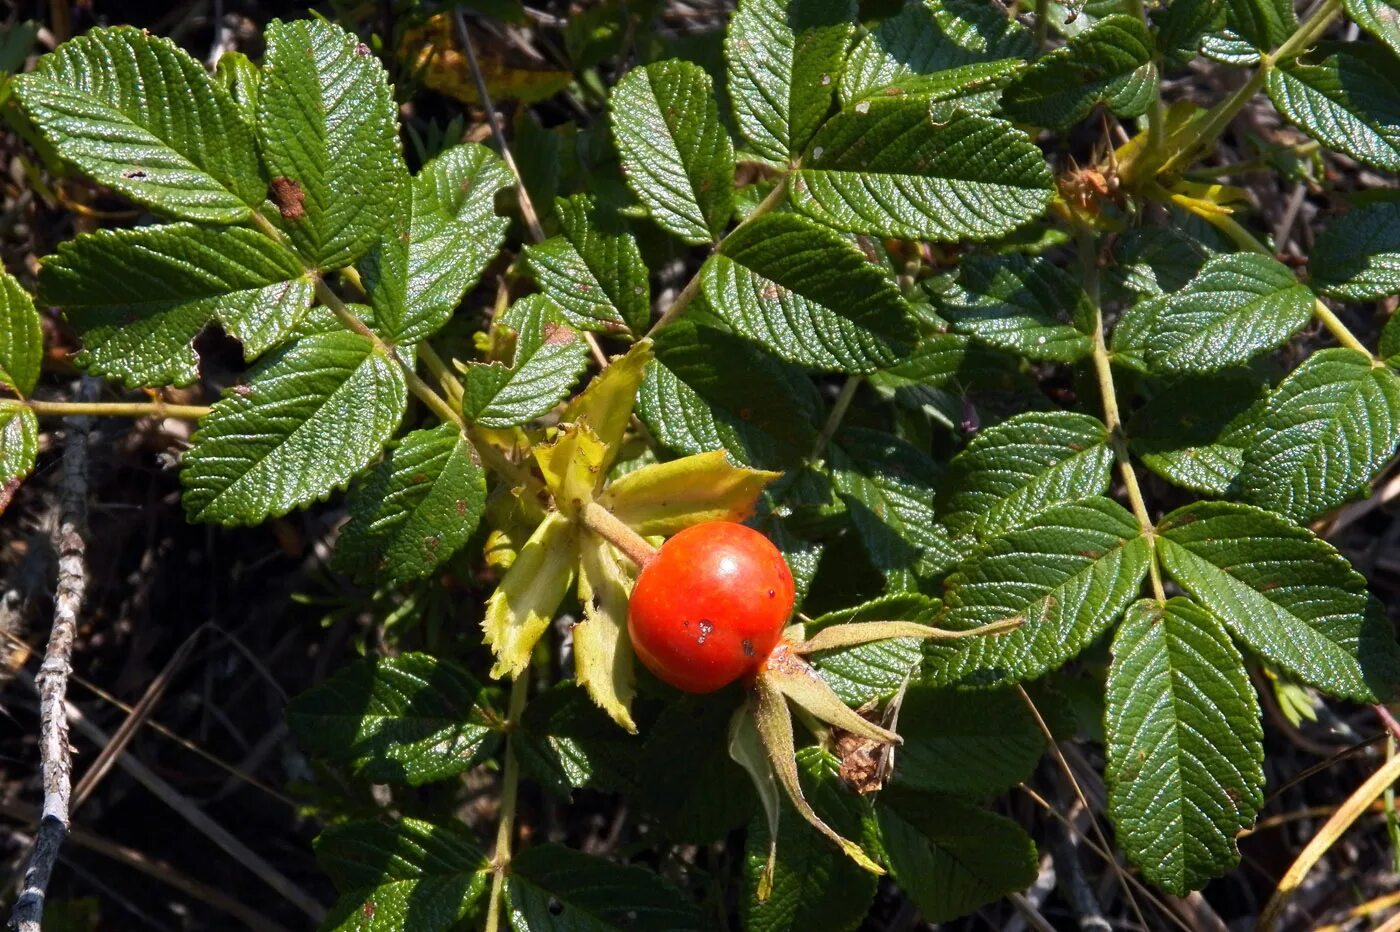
[39,224,314,388]
[12,26,263,223]
[0,268,42,397]
[259,18,404,268]
[525,194,651,334]
[316,818,490,932]
[1106,598,1264,895]
[1111,253,1313,374]
[726,0,856,162]
[1002,15,1157,128]
[181,330,407,524]
[939,411,1114,541]
[933,255,1094,363]
[1158,501,1400,702]
[703,213,915,372]
[1128,368,1268,496]
[611,59,735,244]
[792,104,1053,242]
[1266,46,1400,173]
[335,424,487,583]
[288,652,499,785]
[1240,348,1400,522]
[508,844,707,932]
[1309,199,1400,301]
[926,498,1150,688]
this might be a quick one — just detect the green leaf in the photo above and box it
[181,330,407,524]
[1106,225,1217,301]
[1346,0,1400,57]
[1105,598,1264,895]
[214,50,260,124]
[507,844,707,932]
[1157,501,1400,702]
[703,213,915,372]
[524,194,651,333]
[12,26,263,223]
[1309,199,1400,301]
[360,142,513,345]
[463,299,590,428]
[1267,46,1400,174]
[1240,348,1400,522]
[514,685,643,798]
[259,19,404,268]
[316,818,489,932]
[874,331,1024,391]
[0,268,41,396]
[287,652,499,785]
[39,224,314,388]
[611,59,735,244]
[725,0,856,162]
[1111,253,1313,375]
[335,425,487,583]
[878,790,1038,924]
[934,255,1094,363]
[830,427,962,590]
[926,498,1151,688]
[638,319,823,468]
[893,686,1045,799]
[1128,368,1268,496]
[791,104,1053,242]
[1155,0,1226,60]
[939,411,1114,540]
[806,593,942,705]
[1002,15,1157,127]
[1223,0,1297,51]
[741,748,879,932]
[0,403,38,510]
[840,0,1033,104]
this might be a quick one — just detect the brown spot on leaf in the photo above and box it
[355,42,372,56]
[270,177,305,221]
[456,499,470,516]
[122,168,148,179]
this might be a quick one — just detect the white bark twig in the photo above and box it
[11,377,97,932]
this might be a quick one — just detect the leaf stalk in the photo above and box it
[485,667,531,932]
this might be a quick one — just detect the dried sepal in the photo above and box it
[598,449,781,536]
[482,511,576,679]
[763,645,900,746]
[575,533,639,732]
[728,703,781,902]
[794,616,1024,654]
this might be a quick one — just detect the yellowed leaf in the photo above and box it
[598,450,782,536]
[561,340,653,475]
[483,511,576,679]
[533,421,607,519]
[400,15,571,105]
[574,535,638,732]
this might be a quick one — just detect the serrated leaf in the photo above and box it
[703,213,915,372]
[791,105,1053,242]
[1105,598,1264,895]
[874,331,1024,391]
[725,0,856,162]
[560,340,654,477]
[878,790,1038,924]
[1128,368,1267,496]
[893,686,1045,799]
[1156,0,1226,60]
[483,511,576,679]
[334,424,487,583]
[316,818,490,932]
[1002,15,1156,127]
[507,844,706,932]
[0,403,38,511]
[600,450,780,534]
[741,748,879,932]
[830,427,962,591]
[13,26,263,223]
[934,255,1093,362]
[1267,46,1400,173]
[0,268,41,396]
[1310,200,1400,301]
[840,0,1034,104]
[1240,348,1400,522]
[39,224,314,388]
[1106,226,1216,301]
[1347,0,1400,56]
[259,19,404,268]
[925,498,1150,688]
[287,652,499,785]
[214,50,260,123]
[1157,501,1400,702]
[638,318,822,467]
[514,685,643,798]
[525,194,650,334]
[574,537,637,731]
[1111,253,1313,375]
[181,330,406,524]
[1223,0,1297,50]
[463,313,589,428]
[360,142,513,344]
[611,59,735,244]
[939,411,1114,540]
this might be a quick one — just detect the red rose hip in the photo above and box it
[627,521,796,693]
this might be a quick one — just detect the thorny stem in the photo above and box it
[1079,233,1166,602]
[645,177,790,338]
[580,501,659,569]
[485,669,531,932]
[811,376,862,462]
[26,400,212,419]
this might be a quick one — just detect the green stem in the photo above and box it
[418,342,465,406]
[810,376,862,462]
[645,177,789,338]
[1272,0,1343,61]
[26,400,211,419]
[485,669,531,932]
